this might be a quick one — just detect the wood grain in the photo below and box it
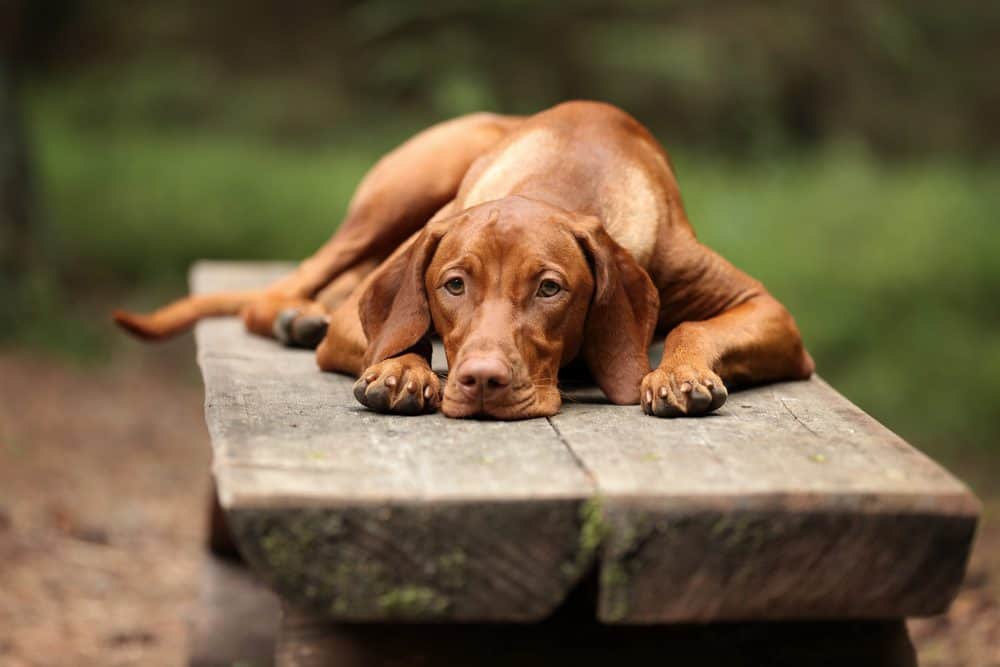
[551,380,979,622]
[192,261,979,623]
[192,262,597,621]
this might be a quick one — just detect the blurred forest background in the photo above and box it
[1,0,998,461]
[1,2,999,664]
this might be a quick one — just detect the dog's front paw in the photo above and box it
[641,363,727,417]
[353,354,441,416]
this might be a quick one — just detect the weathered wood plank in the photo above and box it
[191,261,979,624]
[552,380,979,622]
[191,262,597,621]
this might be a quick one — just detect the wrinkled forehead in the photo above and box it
[431,206,590,277]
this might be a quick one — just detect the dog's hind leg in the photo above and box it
[247,113,519,346]
[246,258,380,349]
[261,112,521,302]
[113,112,520,342]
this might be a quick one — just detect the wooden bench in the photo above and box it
[187,261,979,666]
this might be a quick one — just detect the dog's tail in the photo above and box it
[112,290,261,341]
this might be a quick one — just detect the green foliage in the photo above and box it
[27,101,378,285]
[8,74,999,458]
[681,147,1000,455]
[21,0,1000,156]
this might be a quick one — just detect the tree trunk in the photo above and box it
[0,63,34,274]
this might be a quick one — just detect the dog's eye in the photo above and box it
[444,278,465,295]
[537,279,562,298]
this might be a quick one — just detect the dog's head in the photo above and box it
[359,196,659,419]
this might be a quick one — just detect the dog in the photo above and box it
[114,101,814,420]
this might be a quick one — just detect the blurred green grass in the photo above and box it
[11,90,1000,458]
[682,151,1000,457]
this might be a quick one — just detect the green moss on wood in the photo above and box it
[233,503,582,621]
[600,561,630,622]
[561,496,606,579]
[376,586,451,617]
[579,496,607,556]
[597,510,654,623]
[436,549,467,588]
[710,513,768,551]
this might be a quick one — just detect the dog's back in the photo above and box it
[454,101,681,267]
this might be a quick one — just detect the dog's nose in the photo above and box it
[455,356,511,400]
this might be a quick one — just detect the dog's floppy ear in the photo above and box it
[572,216,660,404]
[358,221,449,368]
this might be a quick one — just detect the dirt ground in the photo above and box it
[0,342,210,667]
[0,343,997,666]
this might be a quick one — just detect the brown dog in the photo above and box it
[115,101,814,419]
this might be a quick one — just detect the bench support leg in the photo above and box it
[275,602,917,667]
[187,555,280,667]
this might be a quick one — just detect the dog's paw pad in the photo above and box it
[274,308,328,348]
[641,364,727,418]
[291,315,328,348]
[354,356,441,416]
[273,308,299,345]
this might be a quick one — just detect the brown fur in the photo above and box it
[115,101,814,419]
